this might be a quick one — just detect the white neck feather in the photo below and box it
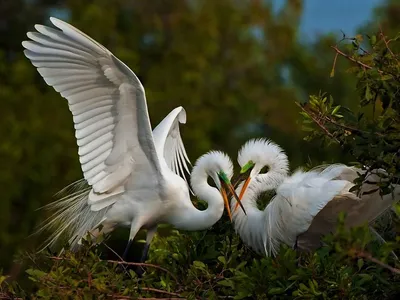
[171,151,233,231]
[231,138,290,255]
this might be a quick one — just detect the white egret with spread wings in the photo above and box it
[231,138,400,256]
[22,17,245,262]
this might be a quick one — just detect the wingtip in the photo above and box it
[177,106,186,124]
[49,16,65,28]
[26,32,34,39]
[34,24,45,31]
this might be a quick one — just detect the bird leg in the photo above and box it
[121,221,142,261]
[122,239,134,261]
[135,227,157,277]
[116,222,142,275]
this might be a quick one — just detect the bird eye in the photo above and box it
[260,165,270,174]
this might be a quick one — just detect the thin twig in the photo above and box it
[379,26,398,62]
[331,45,379,72]
[295,102,341,144]
[356,251,400,275]
[107,287,184,299]
[108,260,178,282]
[137,298,183,300]
[135,287,183,297]
[100,241,129,274]
[0,294,23,300]
[48,256,178,282]
[325,116,384,137]
[102,241,125,262]
[330,52,338,77]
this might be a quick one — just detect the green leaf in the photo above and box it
[365,84,373,101]
[268,287,285,295]
[370,35,377,45]
[236,261,247,270]
[299,283,309,291]
[330,68,335,78]
[193,260,206,270]
[234,291,252,300]
[332,105,341,115]
[218,256,226,264]
[26,269,47,279]
[357,258,364,270]
[218,279,234,288]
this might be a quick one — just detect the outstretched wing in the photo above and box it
[152,107,192,187]
[22,17,162,211]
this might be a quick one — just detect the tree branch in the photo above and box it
[379,26,398,62]
[356,251,400,275]
[324,116,384,137]
[331,45,379,72]
[49,256,178,282]
[295,102,341,144]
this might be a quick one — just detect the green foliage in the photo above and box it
[2,0,400,299]
[298,30,400,193]
[1,0,333,270]
[2,213,400,299]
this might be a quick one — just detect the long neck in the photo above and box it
[231,172,286,255]
[170,167,224,231]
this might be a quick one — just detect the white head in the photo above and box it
[238,138,289,179]
[190,151,246,219]
[234,138,289,209]
[192,151,233,189]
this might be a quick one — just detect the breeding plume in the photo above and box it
[22,17,244,261]
[231,138,400,256]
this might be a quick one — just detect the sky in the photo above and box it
[51,0,385,40]
[298,0,383,39]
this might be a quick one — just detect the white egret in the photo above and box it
[22,17,245,262]
[231,138,400,256]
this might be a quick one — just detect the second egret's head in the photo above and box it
[234,138,289,211]
[191,151,246,220]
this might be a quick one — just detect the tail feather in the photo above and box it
[35,179,110,252]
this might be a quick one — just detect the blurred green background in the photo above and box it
[1,0,399,272]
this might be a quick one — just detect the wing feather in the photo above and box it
[152,107,192,188]
[265,168,351,254]
[23,17,162,211]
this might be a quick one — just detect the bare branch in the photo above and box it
[379,26,398,62]
[49,256,178,282]
[331,45,379,73]
[324,116,384,137]
[295,102,341,144]
[356,251,400,275]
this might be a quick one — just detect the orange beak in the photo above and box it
[234,176,251,212]
[221,187,232,221]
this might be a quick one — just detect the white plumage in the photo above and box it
[23,17,240,261]
[231,138,400,256]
